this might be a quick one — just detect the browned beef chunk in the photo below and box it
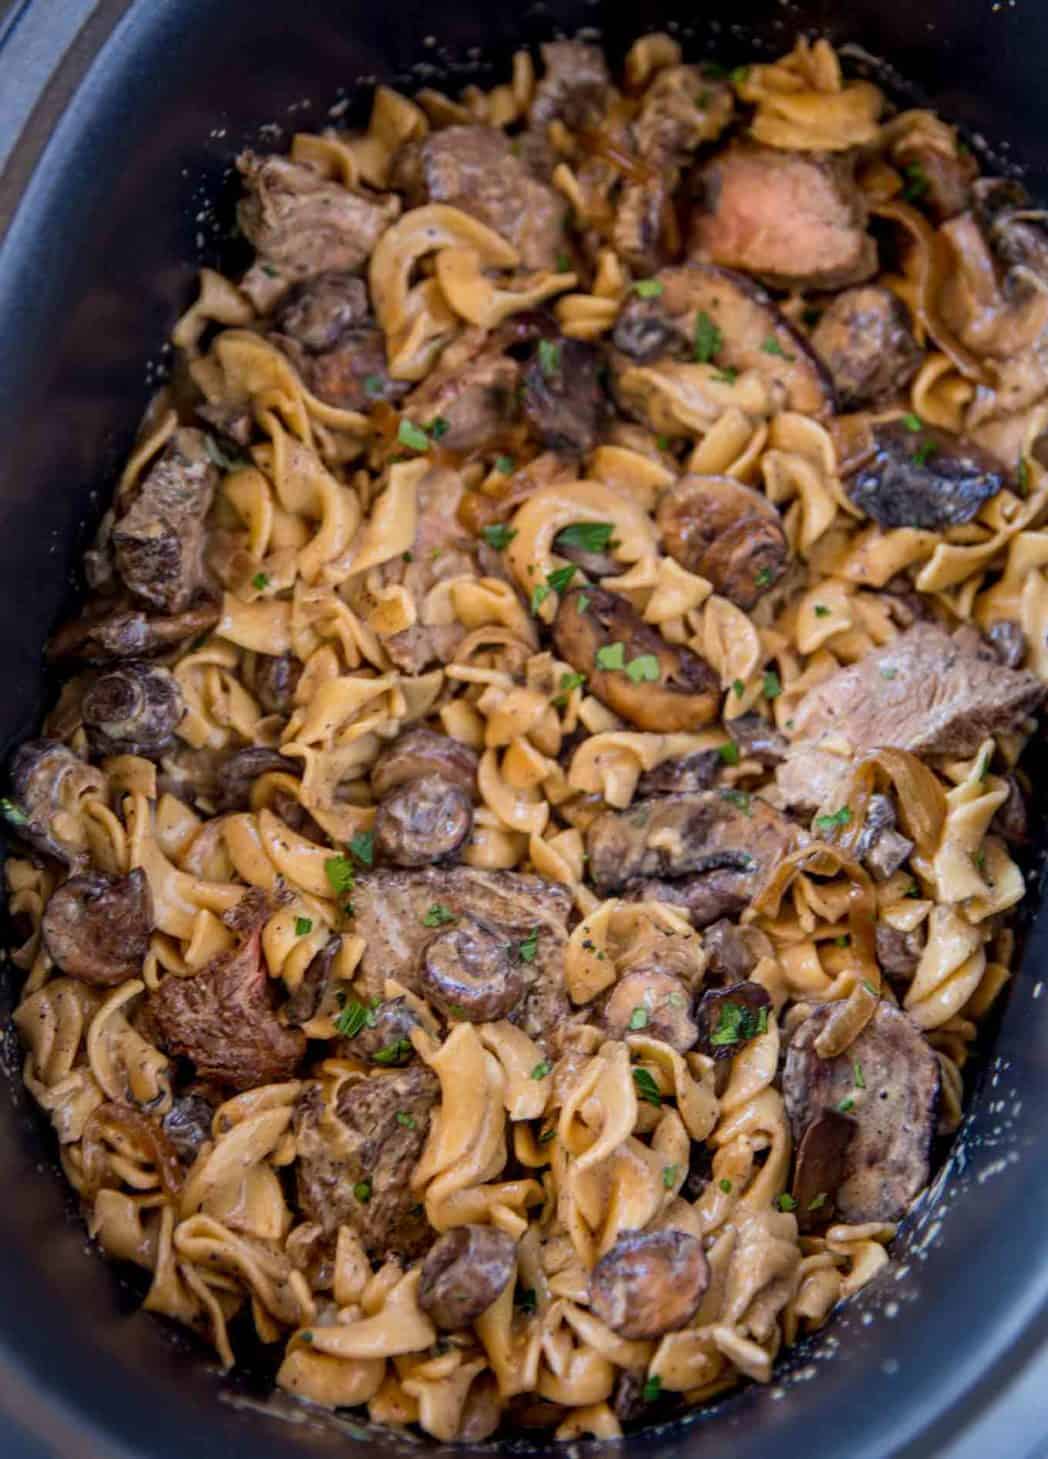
[351,867,571,1047]
[787,624,1044,763]
[42,869,153,985]
[656,475,788,609]
[371,728,479,799]
[395,125,565,271]
[82,663,184,757]
[702,918,766,983]
[271,272,406,411]
[586,792,796,898]
[689,144,876,291]
[854,794,914,882]
[522,339,605,456]
[846,421,1007,529]
[589,1230,709,1339]
[112,429,217,614]
[149,927,306,1091]
[196,402,254,449]
[236,153,400,309]
[48,599,219,663]
[213,747,300,813]
[254,653,302,716]
[553,587,720,733]
[631,868,753,928]
[790,1110,856,1232]
[900,146,978,223]
[811,286,921,408]
[294,1065,439,1255]
[783,1001,940,1223]
[875,923,925,977]
[403,331,519,455]
[7,740,105,868]
[636,750,719,798]
[275,272,368,350]
[531,41,610,131]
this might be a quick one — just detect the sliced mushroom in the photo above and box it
[41,869,154,985]
[373,773,473,867]
[349,997,421,1065]
[695,980,771,1059]
[657,475,788,609]
[727,714,788,768]
[254,653,302,716]
[810,286,921,409]
[602,970,697,1052]
[161,1093,216,1164]
[8,740,106,867]
[636,750,719,797]
[284,937,341,1026]
[702,918,770,984]
[418,1225,517,1329]
[846,421,1007,529]
[992,774,1028,844]
[522,338,605,456]
[589,1229,709,1339]
[986,620,1026,670]
[553,587,719,732]
[214,747,300,813]
[420,918,525,1021]
[371,728,479,799]
[48,599,220,663]
[82,663,184,757]
[782,1001,940,1223]
[790,1109,856,1232]
[854,794,914,882]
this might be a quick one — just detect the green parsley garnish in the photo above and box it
[807,1192,828,1212]
[718,740,740,765]
[363,374,385,397]
[298,1330,314,1343]
[397,418,431,452]
[656,435,671,451]
[642,1375,663,1403]
[814,806,852,833]
[862,979,879,996]
[634,278,664,298]
[538,339,561,377]
[349,830,374,867]
[902,413,923,432]
[813,603,831,618]
[732,678,745,697]
[628,1006,649,1031]
[902,161,929,202]
[395,1111,416,1129]
[755,566,774,588]
[912,439,937,468]
[325,855,355,897]
[835,934,851,948]
[530,583,551,614]
[730,64,750,83]
[693,310,723,363]
[428,415,450,441]
[538,1125,557,1144]
[373,1038,413,1065]
[762,669,782,700]
[552,670,586,707]
[204,435,249,471]
[720,787,751,813]
[294,916,313,937]
[335,999,375,1039]
[1017,458,1030,496]
[713,367,739,384]
[761,335,794,361]
[353,1179,372,1203]
[596,641,626,671]
[423,903,456,927]
[880,666,899,680]
[719,1178,733,1194]
[494,455,516,476]
[555,521,616,554]
[854,1060,866,1089]
[633,1068,662,1107]
[556,251,572,272]
[837,1096,856,1114]
[517,928,540,963]
[777,1193,798,1212]
[531,1060,552,1081]
[710,1000,769,1047]
[251,572,269,591]
[0,798,28,828]
[625,653,660,683]
[662,1164,679,1189]
[576,593,590,613]
[481,522,517,550]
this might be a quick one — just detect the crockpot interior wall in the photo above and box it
[0,1,1046,1456]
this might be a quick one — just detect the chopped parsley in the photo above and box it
[373,1038,413,1065]
[555,521,616,554]
[538,339,561,377]
[294,916,313,937]
[335,999,376,1039]
[596,641,626,671]
[422,903,457,927]
[854,1060,866,1089]
[730,64,750,83]
[538,1125,557,1144]
[662,1164,679,1189]
[807,1192,828,1212]
[814,806,852,833]
[349,830,374,867]
[556,251,572,273]
[634,278,664,298]
[363,373,385,398]
[1018,458,1030,495]
[720,787,751,814]
[693,310,723,363]
[204,435,249,471]
[547,565,577,596]
[761,335,795,361]
[0,798,28,827]
[397,418,431,453]
[427,415,450,441]
[712,367,739,385]
[517,928,540,963]
[325,855,355,897]
[656,435,671,451]
[353,1179,372,1204]
[754,566,774,589]
[702,61,728,79]
[902,412,923,432]
[395,1111,416,1129]
[880,666,899,681]
[719,1178,733,1194]
[531,1060,552,1081]
[733,678,745,697]
[835,934,851,948]
[576,593,590,613]
[813,603,831,618]
[552,670,586,707]
[628,1006,649,1031]
[530,583,551,614]
[862,979,879,996]
[901,161,929,202]
[481,522,517,550]
[837,1096,856,1114]
[251,572,270,591]
[717,740,740,765]
[625,653,660,683]
[710,1000,768,1047]
[762,669,782,700]
[633,1067,662,1107]
[777,1193,798,1212]
[642,1376,663,1403]
[912,439,938,468]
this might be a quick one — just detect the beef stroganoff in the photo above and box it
[6,31,1048,1440]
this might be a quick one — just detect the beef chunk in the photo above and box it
[82,663,184,758]
[702,918,764,983]
[992,774,1028,845]
[875,923,925,977]
[48,599,219,663]
[42,869,153,985]
[553,587,720,733]
[728,714,789,769]
[846,421,1007,529]
[7,740,105,868]
[112,429,217,614]
[656,475,788,609]
[341,996,422,1065]
[986,620,1026,671]
[396,125,566,271]
[586,791,796,898]
[522,339,604,456]
[237,153,400,307]
[403,333,520,454]
[271,273,406,411]
[689,144,876,291]
[531,41,610,131]
[351,867,571,1047]
[418,1225,517,1329]
[811,286,921,408]
[854,794,914,882]
[275,272,368,351]
[787,624,1044,764]
[783,1001,940,1223]
[294,1065,438,1255]
[630,867,754,928]
[149,927,306,1091]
